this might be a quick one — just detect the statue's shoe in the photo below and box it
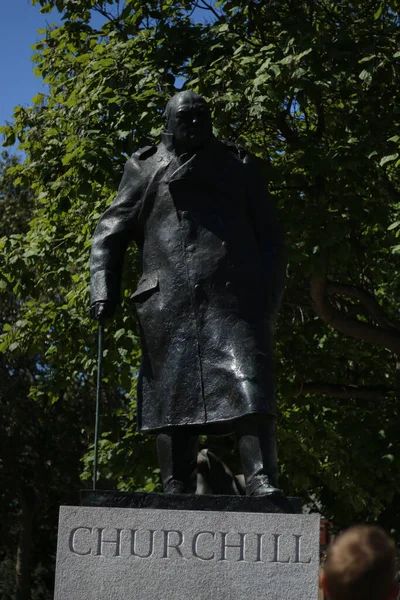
[163,479,195,494]
[246,475,282,497]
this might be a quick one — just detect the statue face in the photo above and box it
[167,96,212,150]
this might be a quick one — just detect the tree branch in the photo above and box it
[93,3,126,35]
[197,0,221,20]
[296,381,390,401]
[310,277,400,354]
[333,298,370,320]
[93,3,117,23]
[327,281,395,329]
[277,108,298,143]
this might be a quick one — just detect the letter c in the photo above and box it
[69,527,92,556]
[192,531,215,561]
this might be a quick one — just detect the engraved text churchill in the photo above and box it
[68,526,312,564]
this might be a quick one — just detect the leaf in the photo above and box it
[359,55,376,63]
[387,221,400,231]
[39,3,53,13]
[380,153,398,166]
[374,5,384,20]
[253,73,270,87]
[2,131,16,147]
[359,69,372,85]
[97,58,114,68]
[32,93,45,105]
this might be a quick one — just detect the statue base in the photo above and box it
[80,489,302,513]
[54,492,319,600]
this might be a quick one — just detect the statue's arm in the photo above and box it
[245,156,286,319]
[90,157,144,319]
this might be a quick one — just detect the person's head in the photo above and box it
[320,525,397,600]
[163,91,213,151]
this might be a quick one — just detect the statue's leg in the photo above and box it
[156,428,199,494]
[236,415,282,497]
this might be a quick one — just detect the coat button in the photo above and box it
[222,241,228,249]
[181,210,189,218]
[187,244,195,253]
[225,281,233,291]
[194,283,201,291]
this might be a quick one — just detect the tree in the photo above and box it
[1,8,400,597]
[0,145,159,598]
[0,152,89,599]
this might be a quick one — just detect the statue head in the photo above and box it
[163,91,213,151]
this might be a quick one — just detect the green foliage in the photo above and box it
[1,4,400,594]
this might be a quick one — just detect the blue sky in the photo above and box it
[1,0,215,146]
[0,1,108,154]
[0,0,53,128]
[0,1,106,129]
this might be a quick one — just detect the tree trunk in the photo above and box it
[15,485,35,600]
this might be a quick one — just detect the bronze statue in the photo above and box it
[90,91,285,496]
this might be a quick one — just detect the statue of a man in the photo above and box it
[90,91,285,496]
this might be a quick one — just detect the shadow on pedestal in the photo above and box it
[80,490,302,514]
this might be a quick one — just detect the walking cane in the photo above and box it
[93,321,104,490]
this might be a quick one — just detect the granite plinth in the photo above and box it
[54,504,319,600]
[81,489,302,514]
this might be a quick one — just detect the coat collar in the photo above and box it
[160,131,217,158]
[160,136,245,199]
[160,131,175,152]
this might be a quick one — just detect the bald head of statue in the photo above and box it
[163,91,213,152]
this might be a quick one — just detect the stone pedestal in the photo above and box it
[80,489,303,514]
[54,493,319,600]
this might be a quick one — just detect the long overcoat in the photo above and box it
[90,133,285,433]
